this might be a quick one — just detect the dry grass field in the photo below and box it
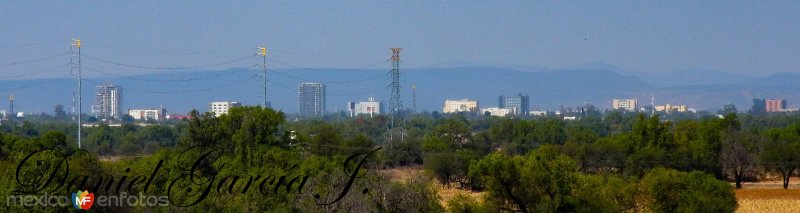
[381,167,800,212]
[735,179,800,213]
[736,189,800,213]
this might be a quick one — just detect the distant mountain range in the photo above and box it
[1,65,797,115]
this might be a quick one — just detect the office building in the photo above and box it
[766,99,787,113]
[299,82,326,118]
[655,104,688,113]
[481,107,510,117]
[499,93,530,115]
[128,108,167,120]
[92,83,123,120]
[443,99,478,113]
[612,99,637,111]
[209,101,240,117]
[347,97,382,117]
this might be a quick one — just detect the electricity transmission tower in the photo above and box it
[71,39,82,149]
[257,47,268,108]
[389,48,403,128]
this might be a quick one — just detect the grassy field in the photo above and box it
[736,188,800,213]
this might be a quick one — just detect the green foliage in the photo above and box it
[640,168,737,213]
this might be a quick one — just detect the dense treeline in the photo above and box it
[0,107,799,212]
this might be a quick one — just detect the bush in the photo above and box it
[640,168,737,213]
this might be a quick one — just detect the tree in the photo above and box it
[469,146,578,213]
[53,104,67,119]
[761,128,800,189]
[719,104,737,115]
[640,168,737,213]
[720,129,760,189]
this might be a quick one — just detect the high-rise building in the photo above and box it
[209,101,240,117]
[347,97,382,117]
[751,98,766,114]
[766,99,787,113]
[92,83,123,120]
[612,99,637,111]
[499,93,530,115]
[443,99,478,113]
[299,82,326,118]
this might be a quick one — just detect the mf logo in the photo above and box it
[72,190,94,210]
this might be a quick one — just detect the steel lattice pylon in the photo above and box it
[389,48,403,129]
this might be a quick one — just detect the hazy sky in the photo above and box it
[1,1,799,78]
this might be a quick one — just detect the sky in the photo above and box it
[1,1,799,79]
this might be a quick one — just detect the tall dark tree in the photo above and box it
[720,129,760,189]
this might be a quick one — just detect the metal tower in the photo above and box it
[412,84,417,113]
[257,47,268,108]
[8,94,13,124]
[389,48,403,128]
[72,39,82,149]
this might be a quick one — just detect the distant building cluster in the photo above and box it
[443,99,478,113]
[54,79,797,124]
[752,98,796,113]
[655,104,688,113]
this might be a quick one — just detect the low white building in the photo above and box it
[128,108,167,120]
[530,111,547,116]
[481,107,510,117]
[347,97,382,117]
[443,99,478,113]
[209,101,241,117]
[612,99,638,111]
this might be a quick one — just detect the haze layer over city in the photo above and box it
[1,1,799,115]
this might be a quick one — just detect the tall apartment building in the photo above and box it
[766,99,787,113]
[443,99,478,113]
[299,82,326,118]
[612,99,637,111]
[347,97,382,117]
[209,101,240,117]
[499,93,530,115]
[92,83,123,120]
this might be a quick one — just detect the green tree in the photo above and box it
[640,168,737,213]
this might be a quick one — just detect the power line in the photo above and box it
[266,57,389,72]
[81,65,255,82]
[84,42,253,55]
[328,86,389,97]
[270,69,390,84]
[0,63,70,80]
[0,52,70,67]
[268,48,386,56]
[83,75,258,94]
[0,75,71,92]
[266,78,387,97]
[0,40,69,48]
[82,54,256,70]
